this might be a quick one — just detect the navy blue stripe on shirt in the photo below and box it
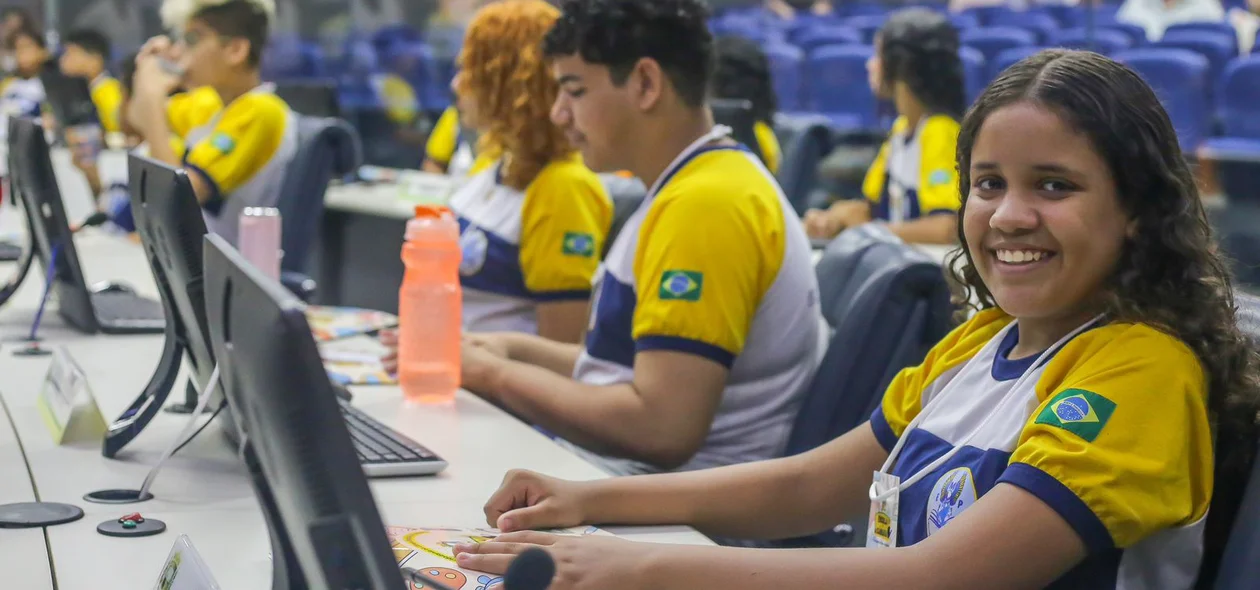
[998,462,1115,553]
[182,162,224,215]
[636,335,735,368]
[869,406,899,451]
[533,289,592,302]
[584,273,638,368]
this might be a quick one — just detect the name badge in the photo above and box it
[866,471,900,549]
[154,535,221,589]
[36,347,106,445]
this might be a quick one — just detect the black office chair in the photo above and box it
[276,116,363,301]
[774,114,834,216]
[780,224,956,548]
[1212,293,1260,589]
[274,79,342,119]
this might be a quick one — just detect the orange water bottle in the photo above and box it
[398,205,462,403]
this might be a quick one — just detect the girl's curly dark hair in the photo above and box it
[878,8,966,121]
[711,35,777,125]
[457,0,573,191]
[948,49,1260,584]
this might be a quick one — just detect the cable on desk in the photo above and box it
[169,402,226,457]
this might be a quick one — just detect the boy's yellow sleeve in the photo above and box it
[426,106,460,165]
[91,78,123,133]
[183,94,287,198]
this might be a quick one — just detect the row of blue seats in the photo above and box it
[764,42,1259,154]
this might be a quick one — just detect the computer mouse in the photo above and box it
[93,282,136,295]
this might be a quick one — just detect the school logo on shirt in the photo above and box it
[209,132,236,155]
[1035,388,1117,443]
[458,226,489,276]
[562,232,596,258]
[926,467,977,536]
[659,270,703,302]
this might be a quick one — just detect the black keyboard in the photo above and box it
[0,240,20,262]
[339,399,447,477]
[92,291,164,321]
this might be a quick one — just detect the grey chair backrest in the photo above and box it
[1213,293,1260,589]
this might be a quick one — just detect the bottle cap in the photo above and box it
[414,205,452,219]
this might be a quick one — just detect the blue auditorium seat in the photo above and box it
[793,25,863,53]
[961,27,1038,63]
[806,45,879,130]
[989,10,1061,45]
[764,43,805,112]
[1051,27,1133,55]
[989,46,1046,83]
[1117,48,1211,152]
[960,46,987,107]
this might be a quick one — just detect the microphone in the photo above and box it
[73,211,110,233]
[505,548,556,590]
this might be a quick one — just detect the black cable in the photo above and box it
[169,403,227,457]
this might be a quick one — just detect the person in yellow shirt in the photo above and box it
[422,105,496,176]
[711,35,782,175]
[803,8,965,245]
[58,29,123,133]
[130,0,295,245]
[385,0,611,345]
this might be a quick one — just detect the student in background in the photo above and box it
[130,0,295,245]
[385,0,610,344]
[0,24,49,122]
[59,29,124,134]
[422,105,496,177]
[1118,0,1225,41]
[398,0,824,477]
[803,8,964,245]
[454,49,1260,590]
[711,35,782,175]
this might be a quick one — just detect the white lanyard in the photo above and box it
[869,314,1106,502]
[643,125,733,200]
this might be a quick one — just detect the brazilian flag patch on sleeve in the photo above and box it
[209,132,237,155]
[659,270,703,302]
[1034,389,1116,442]
[562,232,596,257]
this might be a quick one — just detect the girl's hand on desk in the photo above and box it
[379,329,398,375]
[484,469,592,532]
[453,531,656,589]
[460,334,510,394]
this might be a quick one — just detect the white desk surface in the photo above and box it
[0,166,711,589]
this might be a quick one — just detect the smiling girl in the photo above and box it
[452,49,1260,590]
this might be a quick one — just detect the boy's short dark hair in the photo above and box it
[543,0,713,108]
[5,23,44,51]
[192,0,270,67]
[64,29,111,60]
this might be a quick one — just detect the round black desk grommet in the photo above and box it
[83,489,154,505]
[0,502,85,528]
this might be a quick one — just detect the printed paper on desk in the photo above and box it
[306,305,398,342]
[153,534,221,590]
[388,525,611,589]
[36,347,106,445]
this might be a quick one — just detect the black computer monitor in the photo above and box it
[202,233,405,589]
[274,79,341,118]
[103,155,218,458]
[709,97,767,167]
[39,66,101,129]
[8,116,105,332]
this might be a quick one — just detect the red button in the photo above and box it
[120,512,144,523]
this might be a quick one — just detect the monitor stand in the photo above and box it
[101,293,184,459]
[241,442,306,590]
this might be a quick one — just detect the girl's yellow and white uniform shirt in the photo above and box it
[173,85,298,245]
[89,74,123,133]
[872,310,1212,589]
[449,152,612,335]
[862,114,961,223]
[567,133,826,476]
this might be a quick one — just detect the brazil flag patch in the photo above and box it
[210,132,237,155]
[562,232,596,257]
[659,270,703,302]
[1035,389,1116,443]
